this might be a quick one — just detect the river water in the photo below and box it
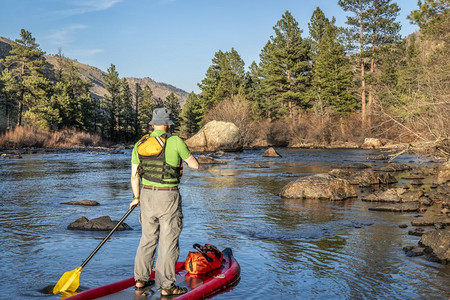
[0,148,449,299]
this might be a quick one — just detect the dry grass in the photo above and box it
[0,126,102,148]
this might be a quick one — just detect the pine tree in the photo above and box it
[164,92,181,132]
[0,29,52,127]
[366,0,401,127]
[103,64,121,141]
[312,22,357,114]
[309,7,331,56]
[180,92,202,136]
[338,0,400,130]
[133,83,143,137]
[138,85,154,134]
[119,78,134,141]
[258,11,311,120]
[0,69,17,129]
[198,48,245,121]
[408,0,449,35]
[51,54,95,131]
[338,0,371,130]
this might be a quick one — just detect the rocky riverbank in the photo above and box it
[279,159,450,264]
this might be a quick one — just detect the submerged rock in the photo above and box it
[368,202,419,212]
[68,216,132,231]
[411,217,450,227]
[377,163,412,172]
[1,153,22,159]
[197,155,226,164]
[61,200,100,206]
[279,174,356,200]
[403,246,425,257]
[408,227,426,236]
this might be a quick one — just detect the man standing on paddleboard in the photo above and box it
[129,107,199,296]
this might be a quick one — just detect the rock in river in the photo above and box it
[419,229,450,264]
[329,168,397,186]
[361,138,383,149]
[263,147,282,157]
[197,155,226,164]
[362,188,423,203]
[61,200,100,206]
[368,202,419,212]
[68,216,132,231]
[279,174,357,200]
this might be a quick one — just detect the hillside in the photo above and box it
[0,36,189,105]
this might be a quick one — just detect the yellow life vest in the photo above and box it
[136,134,183,184]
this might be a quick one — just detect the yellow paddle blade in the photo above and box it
[53,266,83,294]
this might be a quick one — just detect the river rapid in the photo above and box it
[0,148,449,299]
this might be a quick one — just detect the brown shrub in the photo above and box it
[267,120,290,146]
[46,129,101,147]
[288,112,364,146]
[0,126,49,148]
[205,95,258,145]
[0,126,102,148]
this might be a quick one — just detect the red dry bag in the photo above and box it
[184,243,223,275]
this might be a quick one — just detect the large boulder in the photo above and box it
[279,174,357,200]
[361,138,383,149]
[185,121,243,152]
[419,229,450,264]
[68,216,132,231]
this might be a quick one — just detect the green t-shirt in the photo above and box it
[131,130,192,187]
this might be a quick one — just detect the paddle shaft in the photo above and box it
[80,206,136,268]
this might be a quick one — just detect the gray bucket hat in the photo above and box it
[149,107,174,125]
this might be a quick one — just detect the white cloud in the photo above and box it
[56,0,123,16]
[45,24,88,46]
[43,24,103,59]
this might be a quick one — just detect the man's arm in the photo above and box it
[184,154,199,169]
[130,163,140,208]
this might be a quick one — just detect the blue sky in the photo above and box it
[1,0,419,93]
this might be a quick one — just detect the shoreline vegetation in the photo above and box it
[0,125,449,161]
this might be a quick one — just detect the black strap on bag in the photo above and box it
[193,243,222,262]
[193,243,213,262]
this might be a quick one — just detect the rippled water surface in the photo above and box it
[1,148,449,299]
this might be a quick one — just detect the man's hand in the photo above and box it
[129,198,140,209]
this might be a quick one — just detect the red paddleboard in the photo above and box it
[64,248,240,300]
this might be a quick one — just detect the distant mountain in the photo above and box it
[0,36,189,105]
[0,37,13,59]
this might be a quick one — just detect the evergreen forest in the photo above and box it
[0,0,448,152]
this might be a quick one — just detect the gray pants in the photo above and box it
[134,188,183,290]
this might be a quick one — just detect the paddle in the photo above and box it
[53,205,136,294]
